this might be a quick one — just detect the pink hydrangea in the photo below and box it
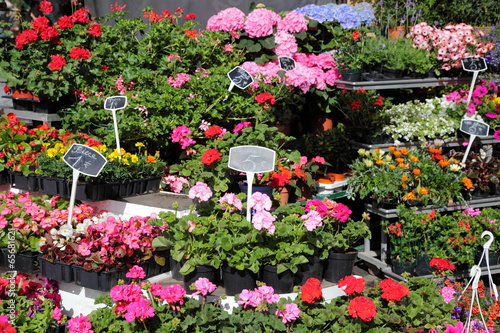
[277,12,308,33]
[188,182,213,202]
[274,31,298,57]
[275,303,301,323]
[192,277,217,296]
[206,7,245,32]
[244,8,280,38]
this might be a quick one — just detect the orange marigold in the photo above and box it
[399,163,408,168]
[400,148,410,155]
[388,146,396,152]
[375,159,385,165]
[395,157,404,164]
[419,187,428,195]
[412,168,421,175]
[393,151,402,157]
[401,175,409,181]
[410,155,419,162]
[402,192,416,201]
[389,165,397,169]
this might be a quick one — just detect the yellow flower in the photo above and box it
[493,96,500,105]
[135,142,145,147]
[121,158,130,165]
[130,155,139,163]
[363,159,373,167]
[358,149,366,156]
[449,164,461,172]
[54,142,64,149]
[46,148,58,158]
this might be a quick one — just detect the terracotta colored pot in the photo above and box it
[311,115,334,132]
[12,90,41,101]
[389,26,406,39]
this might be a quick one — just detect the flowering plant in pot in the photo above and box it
[0,1,107,101]
[168,122,294,197]
[446,79,500,139]
[458,145,500,195]
[407,22,494,75]
[0,191,75,253]
[381,95,462,145]
[0,272,67,332]
[347,146,471,207]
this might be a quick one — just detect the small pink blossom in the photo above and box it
[440,286,456,304]
[275,303,301,323]
[188,182,212,202]
[126,265,146,279]
[192,277,217,296]
[219,193,243,212]
[233,121,252,133]
[67,314,93,333]
[187,220,196,233]
[250,192,272,212]
[251,210,276,234]
[301,210,323,231]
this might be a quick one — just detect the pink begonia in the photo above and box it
[274,31,297,57]
[301,210,323,231]
[158,284,186,305]
[162,175,189,193]
[219,192,243,212]
[126,265,146,279]
[188,182,212,201]
[251,210,276,234]
[192,277,217,296]
[275,303,301,323]
[250,192,272,212]
[440,286,456,304]
[233,121,251,133]
[206,7,245,32]
[77,241,91,256]
[168,72,191,88]
[277,11,308,33]
[244,8,280,38]
[67,314,94,333]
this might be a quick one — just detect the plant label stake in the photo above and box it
[459,118,490,164]
[63,143,108,226]
[228,146,275,221]
[279,56,296,71]
[225,66,253,101]
[104,96,128,159]
[462,57,487,106]
[477,231,498,300]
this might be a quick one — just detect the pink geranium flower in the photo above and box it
[192,277,217,296]
[126,265,146,280]
[188,182,213,202]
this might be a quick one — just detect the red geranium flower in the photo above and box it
[379,278,410,302]
[0,321,16,333]
[347,296,376,321]
[87,22,102,37]
[255,92,276,105]
[48,55,66,71]
[201,149,221,165]
[69,47,91,60]
[429,258,455,272]
[301,278,323,303]
[57,15,74,29]
[15,29,38,49]
[338,275,365,295]
[39,0,53,14]
[185,13,196,20]
[204,125,223,138]
[350,101,363,110]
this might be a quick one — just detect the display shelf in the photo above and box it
[350,135,499,152]
[335,76,473,90]
[359,196,500,280]
[1,107,61,126]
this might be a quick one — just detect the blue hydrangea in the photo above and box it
[293,4,336,23]
[354,2,376,26]
[332,4,361,29]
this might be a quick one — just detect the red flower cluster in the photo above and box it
[87,22,102,37]
[39,0,53,15]
[387,222,402,237]
[204,125,224,138]
[69,47,92,60]
[185,13,196,20]
[347,296,376,322]
[48,54,67,71]
[429,257,455,272]
[300,278,323,303]
[255,92,276,109]
[201,149,221,165]
[379,278,410,302]
[338,275,365,295]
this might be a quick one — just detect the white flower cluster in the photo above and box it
[382,95,461,145]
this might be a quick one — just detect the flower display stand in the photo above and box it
[38,257,74,283]
[335,76,472,90]
[72,266,124,292]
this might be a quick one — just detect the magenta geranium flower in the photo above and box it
[126,265,146,280]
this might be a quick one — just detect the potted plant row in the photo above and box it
[152,181,371,295]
